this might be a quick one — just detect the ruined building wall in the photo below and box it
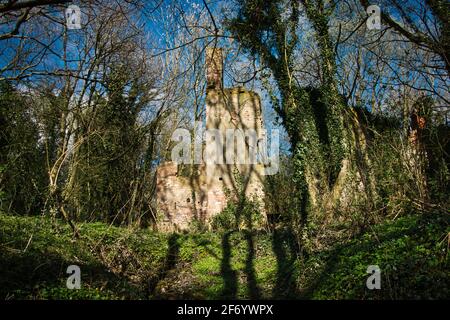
[205,87,266,211]
[156,47,266,231]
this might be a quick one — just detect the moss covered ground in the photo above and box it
[0,211,448,299]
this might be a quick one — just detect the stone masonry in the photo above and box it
[156,47,266,231]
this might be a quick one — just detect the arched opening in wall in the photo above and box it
[219,177,223,181]
[187,198,191,203]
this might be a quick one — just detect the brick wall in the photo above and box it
[156,47,266,231]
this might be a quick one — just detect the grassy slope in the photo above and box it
[0,211,448,299]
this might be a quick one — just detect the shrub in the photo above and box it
[211,195,264,232]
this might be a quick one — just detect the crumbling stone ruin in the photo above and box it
[156,47,266,231]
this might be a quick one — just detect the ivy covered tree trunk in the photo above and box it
[227,0,377,223]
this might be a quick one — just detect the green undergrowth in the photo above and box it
[302,212,449,299]
[0,211,448,299]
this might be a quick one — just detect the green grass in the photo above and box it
[301,212,450,299]
[0,211,448,299]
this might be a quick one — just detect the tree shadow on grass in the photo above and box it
[244,230,261,299]
[220,231,237,299]
[272,228,300,299]
[147,233,181,296]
